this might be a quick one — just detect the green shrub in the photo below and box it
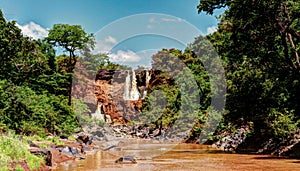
[13,164,25,171]
[0,136,44,170]
[267,108,298,141]
[0,80,78,135]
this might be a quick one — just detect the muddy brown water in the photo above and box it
[54,141,300,171]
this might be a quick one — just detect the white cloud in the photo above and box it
[109,50,141,63]
[147,24,154,29]
[16,22,48,40]
[149,17,157,23]
[94,36,118,53]
[147,17,184,30]
[206,26,217,34]
[149,17,184,24]
[105,36,117,44]
[161,17,184,22]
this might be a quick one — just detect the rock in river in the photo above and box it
[115,156,137,164]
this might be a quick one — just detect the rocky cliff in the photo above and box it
[94,69,152,123]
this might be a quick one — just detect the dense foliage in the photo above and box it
[0,11,78,135]
[198,0,300,142]
[46,24,95,105]
[141,47,217,141]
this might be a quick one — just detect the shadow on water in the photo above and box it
[170,149,232,154]
[253,156,291,160]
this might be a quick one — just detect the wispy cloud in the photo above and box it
[104,36,117,44]
[109,50,141,63]
[206,26,217,34]
[147,24,154,29]
[16,22,48,40]
[94,36,118,53]
[147,17,184,30]
[161,17,184,22]
[148,17,184,24]
[149,17,158,23]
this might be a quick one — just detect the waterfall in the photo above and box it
[145,70,151,87]
[129,69,140,100]
[96,103,102,115]
[123,71,131,100]
[91,102,105,121]
[142,70,151,99]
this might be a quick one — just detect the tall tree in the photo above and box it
[0,10,54,85]
[197,0,300,141]
[46,24,95,105]
[0,10,79,134]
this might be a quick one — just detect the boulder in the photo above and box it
[76,133,92,144]
[60,146,73,158]
[115,156,137,164]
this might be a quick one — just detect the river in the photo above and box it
[54,141,300,171]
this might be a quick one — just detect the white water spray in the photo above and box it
[129,69,140,100]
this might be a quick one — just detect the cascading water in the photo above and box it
[145,70,151,87]
[91,102,105,121]
[142,70,151,99]
[129,69,140,100]
[123,70,150,100]
[96,103,102,115]
[123,71,131,100]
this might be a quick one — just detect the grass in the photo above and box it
[23,134,65,147]
[13,164,25,171]
[0,134,44,171]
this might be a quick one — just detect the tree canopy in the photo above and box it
[0,11,79,135]
[46,24,95,105]
[46,24,95,67]
[197,0,300,143]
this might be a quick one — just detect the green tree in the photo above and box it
[0,10,79,135]
[46,24,95,105]
[197,0,300,142]
[0,80,77,135]
[141,47,214,141]
[0,11,52,85]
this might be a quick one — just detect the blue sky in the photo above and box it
[0,0,223,68]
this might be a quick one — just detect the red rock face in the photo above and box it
[94,79,122,122]
[94,69,149,123]
[50,149,74,164]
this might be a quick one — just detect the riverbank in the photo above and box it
[0,130,102,170]
[49,122,300,170]
[209,124,300,159]
[3,122,299,170]
[53,143,300,171]
[0,134,45,171]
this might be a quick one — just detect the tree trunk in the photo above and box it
[68,75,72,106]
[67,50,76,106]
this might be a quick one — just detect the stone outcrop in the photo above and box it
[212,125,250,152]
[93,69,152,123]
[27,134,100,170]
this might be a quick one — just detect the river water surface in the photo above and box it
[54,141,300,171]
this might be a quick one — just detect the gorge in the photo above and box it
[93,69,152,123]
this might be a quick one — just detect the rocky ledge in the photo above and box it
[211,125,300,159]
[27,133,100,170]
[212,125,250,152]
